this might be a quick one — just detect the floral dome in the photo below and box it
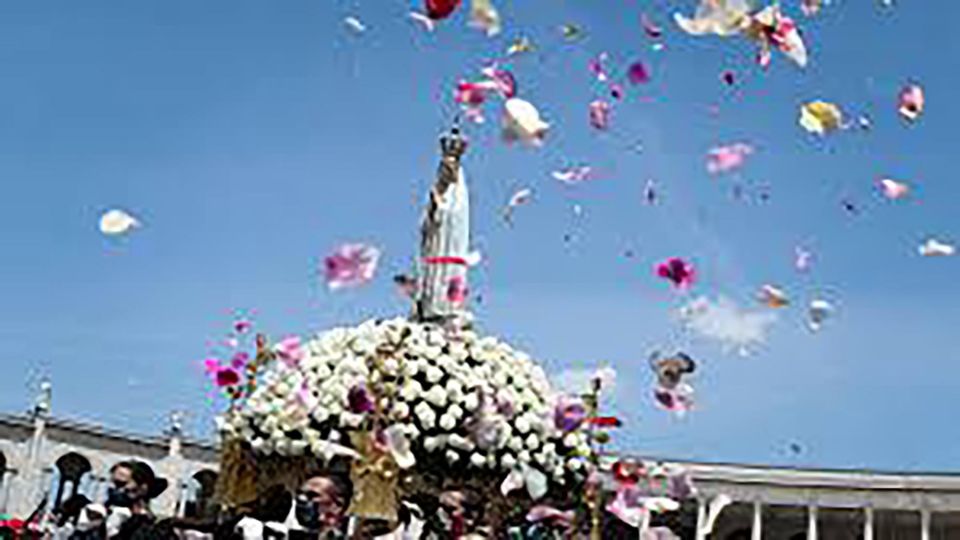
[218,317,593,498]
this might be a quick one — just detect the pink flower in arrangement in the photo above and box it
[348,384,374,414]
[425,0,460,20]
[215,367,240,387]
[204,357,220,375]
[589,100,612,130]
[656,257,696,289]
[446,276,469,304]
[230,351,250,369]
[275,336,303,365]
[706,143,754,174]
[324,243,380,290]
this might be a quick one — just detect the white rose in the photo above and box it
[340,412,364,428]
[518,450,531,463]
[515,416,531,434]
[446,380,464,401]
[502,453,517,469]
[470,453,486,467]
[383,358,400,375]
[400,380,423,402]
[508,436,524,452]
[554,466,566,480]
[424,436,442,452]
[543,443,557,457]
[392,402,410,420]
[415,402,436,428]
[426,365,444,384]
[492,371,508,387]
[533,452,547,465]
[525,433,540,450]
[328,430,341,442]
[448,434,469,450]
[403,359,421,378]
[447,404,463,420]
[250,438,265,452]
[439,414,456,431]
[445,449,461,464]
[424,385,448,407]
[562,433,578,448]
[463,393,480,411]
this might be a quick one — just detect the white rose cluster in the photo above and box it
[219,317,591,484]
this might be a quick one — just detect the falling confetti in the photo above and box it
[799,101,844,135]
[588,53,610,83]
[323,243,381,290]
[707,143,754,174]
[747,5,808,68]
[721,70,736,86]
[919,238,955,257]
[99,209,141,236]
[898,83,925,122]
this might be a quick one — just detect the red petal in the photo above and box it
[426,0,461,20]
[586,416,622,427]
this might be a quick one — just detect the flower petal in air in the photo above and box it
[323,243,380,290]
[878,178,910,200]
[628,61,651,85]
[469,0,501,36]
[674,0,752,37]
[799,101,843,135]
[919,238,955,257]
[99,209,140,236]
[706,143,753,174]
[589,100,612,130]
[757,284,789,308]
[425,0,461,20]
[552,165,593,185]
[501,98,549,146]
[384,424,416,469]
[656,257,696,289]
[898,83,924,122]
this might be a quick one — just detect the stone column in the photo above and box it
[807,504,818,540]
[751,501,762,540]
[1,470,13,513]
[863,507,874,540]
[920,509,931,540]
[695,499,706,540]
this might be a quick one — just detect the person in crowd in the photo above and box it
[233,471,352,540]
[102,460,168,539]
[68,504,107,540]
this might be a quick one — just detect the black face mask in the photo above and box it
[295,496,321,530]
[106,486,138,508]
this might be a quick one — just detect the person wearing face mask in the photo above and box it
[102,461,168,539]
[289,473,352,540]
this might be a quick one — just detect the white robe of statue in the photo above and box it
[418,131,471,323]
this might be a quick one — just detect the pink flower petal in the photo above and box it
[275,336,303,365]
[898,83,924,122]
[706,143,754,174]
[628,61,651,85]
[655,257,696,289]
[589,100,612,130]
[323,243,380,290]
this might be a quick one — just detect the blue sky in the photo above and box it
[0,0,957,472]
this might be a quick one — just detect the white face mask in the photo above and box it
[75,509,103,532]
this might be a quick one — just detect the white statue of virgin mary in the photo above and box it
[417,127,472,325]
